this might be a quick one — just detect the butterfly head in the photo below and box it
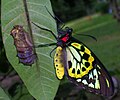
[57,27,73,47]
[58,27,73,41]
[65,27,73,34]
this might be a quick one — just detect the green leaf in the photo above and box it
[1,0,59,100]
[0,87,10,100]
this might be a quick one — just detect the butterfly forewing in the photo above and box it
[65,40,114,97]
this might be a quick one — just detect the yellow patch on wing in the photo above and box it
[71,43,81,49]
[88,56,94,62]
[67,42,95,78]
[54,46,64,79]
[106,79,110,87]
[84,47,91,54]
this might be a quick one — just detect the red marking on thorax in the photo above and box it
[61,34,69,42]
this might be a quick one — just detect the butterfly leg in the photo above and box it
[34,43,57,57]
[50,46,57,58]
[32,22,57,39]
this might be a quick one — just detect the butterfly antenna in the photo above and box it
[75,34,97,41]
[50,46,57,58]
[44,6,65,29]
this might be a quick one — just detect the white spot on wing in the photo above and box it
[82,80,88,85]
[66,48,74,69]
[77,63,80,73]
[93,69,98,78]
[93,69,100,89]
[69,46,81,62]
[77,79,81,82]
[95,80,100,89]
[88,71,95,88]
[66,48,73,62]
[89,71,93,80]
[89,83,94,88]
[72,59,76,69]
[98,72,101,74]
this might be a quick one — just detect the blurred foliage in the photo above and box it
[0,0,10,73]
[51,0,96,21]
[55,83,88,100]
[8,84,34,100]
[51,0,111,22]
[0,87,10,100]
[94,2,109,13]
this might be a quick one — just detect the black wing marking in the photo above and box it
[65,37,114,97]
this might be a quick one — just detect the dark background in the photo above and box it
[51,0,120,22]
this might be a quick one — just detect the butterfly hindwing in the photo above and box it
[65,39,114,97]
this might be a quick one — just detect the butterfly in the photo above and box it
[32,20,114,98]
[10,25,37,66]
[31,4,115,97]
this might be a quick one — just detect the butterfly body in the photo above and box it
[11,25,36,66]
[53,27,114,97]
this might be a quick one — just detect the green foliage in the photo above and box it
[1,0,59,100]
[51,0,102,21]
[8,84,34,100]
[94,2,109,14]
[51,0,87,21]
[0,87,10,100]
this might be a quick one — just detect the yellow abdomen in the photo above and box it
[54,46,64,79]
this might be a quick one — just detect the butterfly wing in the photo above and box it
[64,38,114,97]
